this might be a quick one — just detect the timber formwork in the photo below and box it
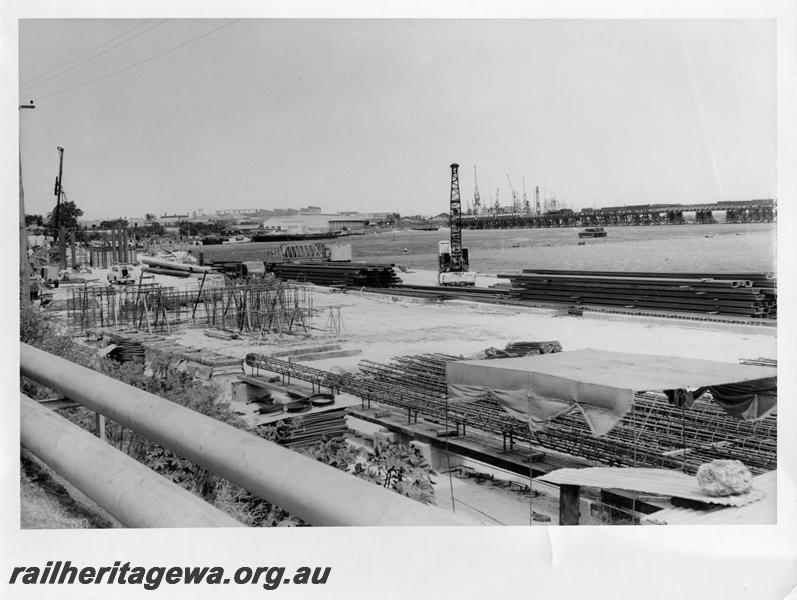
[244,352,777,476]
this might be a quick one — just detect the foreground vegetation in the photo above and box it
[20,306,435,527]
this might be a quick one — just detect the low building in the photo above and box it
[262,217,305,233]
[157,214,189,226]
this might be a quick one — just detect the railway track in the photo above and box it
[352,284,777,327]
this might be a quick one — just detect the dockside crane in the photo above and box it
[535,185,541,216]
[506,174,520,213]
[438,163,476,286]
[523,177,531,215]
[473,165,482,216]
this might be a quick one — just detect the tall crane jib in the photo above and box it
[438,163,476,287]
[449,163,463,269]
[473,165,482,216]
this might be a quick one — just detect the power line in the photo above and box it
[22,20,156,87]
[23,20,167,92]
[37,19,241,101]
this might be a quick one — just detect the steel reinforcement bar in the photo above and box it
[245,353,777,475]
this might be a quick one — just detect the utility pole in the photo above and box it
[54,146,68,266]
[54,146,64,251]
[19,100,35,307]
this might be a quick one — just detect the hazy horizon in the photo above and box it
[19,19,775,220]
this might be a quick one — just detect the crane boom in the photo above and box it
[448,163,463,270]
[473,165,481,215]
[438,163,475,286]
[506,174,520,213]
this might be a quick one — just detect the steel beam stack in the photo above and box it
[267,262,402,287]
[498,270,776,318]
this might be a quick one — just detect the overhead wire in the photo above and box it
[22,19,157,87]
[35,19,241,101]
[22,20,167,92]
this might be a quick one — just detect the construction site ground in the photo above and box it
[29,265,777,527]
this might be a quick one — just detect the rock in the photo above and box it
[696,460,753,496]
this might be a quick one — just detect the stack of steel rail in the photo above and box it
[498,270,776,318]
[244,352,777,476]
[266,262,402,287]
[361,284,507,302]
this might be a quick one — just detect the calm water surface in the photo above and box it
[199,223,776,275]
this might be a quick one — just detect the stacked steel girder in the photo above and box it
[244,352,777,475]
[266,262,402,287]
[498,270,776,318]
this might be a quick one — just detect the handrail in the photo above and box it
[21,394,243,528]
[20,343,475,526]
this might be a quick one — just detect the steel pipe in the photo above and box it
[20,394,242,528]
[140,256,212,273]
[20,343,473,526]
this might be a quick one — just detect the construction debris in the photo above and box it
[696,459,753,496]
[484,341,563,358]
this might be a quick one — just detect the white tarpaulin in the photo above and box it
[446,348,777,436]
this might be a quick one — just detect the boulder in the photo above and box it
[696,459,753,496]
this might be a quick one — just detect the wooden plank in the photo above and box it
[559,484,581,525]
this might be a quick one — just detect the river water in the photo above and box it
[199,223,776,276]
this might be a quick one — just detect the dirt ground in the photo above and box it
[29,265,776,527]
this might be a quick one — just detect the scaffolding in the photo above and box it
[68,278,315,337]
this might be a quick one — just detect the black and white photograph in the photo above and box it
[4,3,797,599]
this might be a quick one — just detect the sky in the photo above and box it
[18,19,776,220]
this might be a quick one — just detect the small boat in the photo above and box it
[578,227,607,238]
[409,224,440,231]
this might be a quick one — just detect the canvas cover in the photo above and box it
[446,348,777,436]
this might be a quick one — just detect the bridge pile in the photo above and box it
[497,270,776,319]
[266,262,402,287]
[244,352,777,476]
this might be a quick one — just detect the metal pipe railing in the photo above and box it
[20,343,474,526]
[21,394,243,528]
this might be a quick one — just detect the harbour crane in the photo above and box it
[438,163,476,286]
[535,185,541,216]
[506,174,520,213]
[473,165,482,215]
[494,188,501,214]
[522,177,531,215]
